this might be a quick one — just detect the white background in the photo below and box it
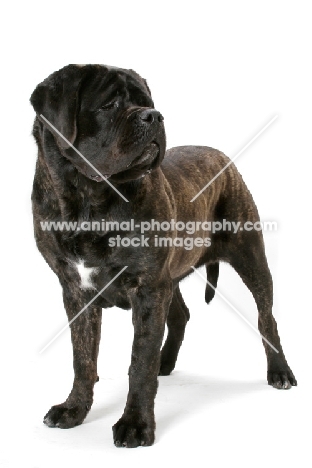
[1,1,311,467]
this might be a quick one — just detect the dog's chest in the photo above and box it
[74,259,99,290]
[71,256,131,310]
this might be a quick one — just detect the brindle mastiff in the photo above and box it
[30,65,296,448]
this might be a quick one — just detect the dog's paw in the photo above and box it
[267,369,297,389]
[159,347,177,375]
[43,402,91,429]
[158,360,175,376]
[112,417,155,448]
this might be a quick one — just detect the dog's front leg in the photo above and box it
[113,282,173,448]
[44,286,102,429]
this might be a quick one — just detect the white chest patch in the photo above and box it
[75,260,99,290]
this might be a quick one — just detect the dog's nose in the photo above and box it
[139,109,164,124]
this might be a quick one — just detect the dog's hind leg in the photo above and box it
[228,231,297,389]
[159,285,190,376]
[205,262,219,304]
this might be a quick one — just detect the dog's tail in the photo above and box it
[205,262,219,304]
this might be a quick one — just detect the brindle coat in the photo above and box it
[30,65,296,448]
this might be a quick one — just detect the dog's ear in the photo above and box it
[30,65,83,149]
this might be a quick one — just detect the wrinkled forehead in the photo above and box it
[79,65,152,111]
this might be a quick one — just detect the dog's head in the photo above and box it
[30,65,166,183]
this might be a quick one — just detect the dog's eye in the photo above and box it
[99,100,119,111]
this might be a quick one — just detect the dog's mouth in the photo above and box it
[89,142,160,183]
[129,141,159,171]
